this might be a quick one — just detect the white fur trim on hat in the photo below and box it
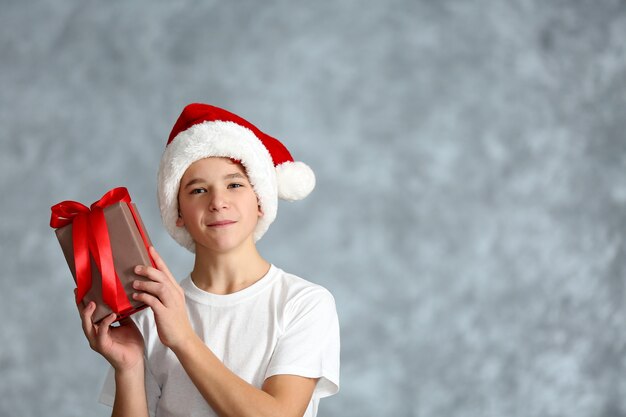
[158,121,277,252]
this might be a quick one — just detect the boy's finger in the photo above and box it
[149,246,176,283]
[134,265,164,283]
[95,313,117,344]
[80,301,97,340]
[133,279,162,296]
[132,291,165,315]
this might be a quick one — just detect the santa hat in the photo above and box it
[157,103,315,252]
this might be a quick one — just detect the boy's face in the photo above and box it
[176,157,263,254]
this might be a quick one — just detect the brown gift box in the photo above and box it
[54,202,153,323]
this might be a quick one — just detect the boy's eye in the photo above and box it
[190,188,206,194]
[228,183,243,189]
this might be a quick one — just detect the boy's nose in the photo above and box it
[208,191,228,211]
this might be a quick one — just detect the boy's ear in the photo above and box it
[257,201,264,217]
[176,211,185,227]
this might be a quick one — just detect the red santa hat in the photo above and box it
[158,103,315,252]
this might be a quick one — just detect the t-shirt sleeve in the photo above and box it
[265,287,340,398]
[98,366,115,407]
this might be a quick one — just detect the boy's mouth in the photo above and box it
[206,220,236,228]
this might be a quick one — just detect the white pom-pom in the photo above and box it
[276,161,316,201]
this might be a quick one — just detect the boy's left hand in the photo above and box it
[132,246,195,351]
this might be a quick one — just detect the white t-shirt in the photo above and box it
[100,265,340,417]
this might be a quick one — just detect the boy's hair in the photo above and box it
[158,103,315,252]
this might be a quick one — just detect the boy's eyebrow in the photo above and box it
[182,178,204,188]
[224,172,246,180]
[183,173,247,188]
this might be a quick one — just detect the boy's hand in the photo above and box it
[132,246,195,351]
[78,300,144,372]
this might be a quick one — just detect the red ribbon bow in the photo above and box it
[50,187,140,314]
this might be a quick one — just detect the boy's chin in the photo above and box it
[194,235,255,255]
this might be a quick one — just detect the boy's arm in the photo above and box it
[111,365,149,417]
[133,247,317,417]
[174,336,317,417]
[78,304,149,417]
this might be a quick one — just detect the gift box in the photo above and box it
[50,187,154,323]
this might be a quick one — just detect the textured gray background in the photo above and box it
[2,1,626,416]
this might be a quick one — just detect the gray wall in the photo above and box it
[2,1,626,416]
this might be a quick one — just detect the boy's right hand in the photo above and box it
[78,299,145,372]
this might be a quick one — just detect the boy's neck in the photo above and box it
[190,243,271,295]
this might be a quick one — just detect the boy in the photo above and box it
[78,103,340,417]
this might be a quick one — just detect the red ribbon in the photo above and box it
[50,187,148,315]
